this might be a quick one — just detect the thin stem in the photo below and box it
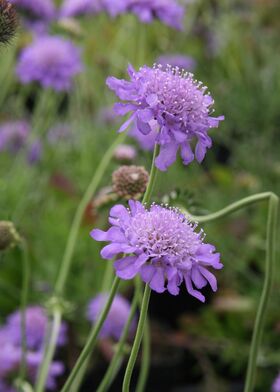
[60,277,120,392]
[244,193,278,392]
[19,239,30,382]
[180,192,279,391]
[142,144,160,205]
[122,284,151,392]
[135,320,150,392]
[36,132,126,391]
[35,308,61,392]
[96,280,141,392]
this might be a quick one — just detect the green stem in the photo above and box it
[122,284,151,392]
[96,280,142,392]
[142,144,159,205]
[60,277,120,392]
[180,192,278,392]
[135,320,150,392]
[19,239,30,382]
[35,132,126,392]
[35,308,62,392]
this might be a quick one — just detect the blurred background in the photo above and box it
[0,0,280,391]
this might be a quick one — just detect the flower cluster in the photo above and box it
[91,201,222,302]
[87,294,136,340]
[16,35,83,91]
[107,64,224,171]
[112,165,149,199]
[0,306,67,391]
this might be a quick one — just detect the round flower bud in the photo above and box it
[0,0,18,45]
[0,221,20,251]
[112,165,149,200]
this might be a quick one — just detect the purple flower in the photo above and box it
[9,0,56,22]
[127,0,185,30]
[60,0,102,18]
[0,344,64,391]
[27,139,42,164]
[87,293,136,340]
[273,373,280,392]
[157,54,196,72]
[16,35,83,91]
[107,64,224,171]
[91,201,223,302]
[4,306,67,350]
[0,120,30,153]
[114,144,137,162]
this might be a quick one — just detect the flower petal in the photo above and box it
[184,274,205,302]
[155,142,178,171]
[114,256,139,279]
[198,266,218,291]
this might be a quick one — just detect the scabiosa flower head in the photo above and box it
[87,293,136,340]
[16,35,83,91]
[112,165,149,199]
[27,139,42,165]
[273,373,280,392]
[5,306,67,350]
[0,120,30,153]
[91,201,222,302]
[157,54,196,72]
[114,144,137,162]
[127,0,185,30]
[0,221,20,251]
[9,0,56,23]
[0,0,18,45]
[107,64,224,171]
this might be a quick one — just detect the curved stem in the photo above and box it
[35,308,61,392]
[142,144,159,205]
[180,192,278,392]
[36,132,126,391]
[96,280,142,392]
[122,284,151,392]
[60,277,120,392]
[135,318,150,392]
[19,239,30,382]
[244,193,278,392]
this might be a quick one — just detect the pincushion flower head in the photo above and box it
[87,293,136,340]
[5,305,67,350]
[91,201,223,302]
[107,64,224,171]
[16,35,83,91]
[0,120,30,153]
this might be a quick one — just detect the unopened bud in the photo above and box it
[0,0,18,45]
[0,221,20,251]
[112,165,149,200]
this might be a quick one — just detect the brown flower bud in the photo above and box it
[112,165,149,200]
[0,0,18,45]
[0,221,20,251]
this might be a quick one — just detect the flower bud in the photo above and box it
[0,221,20,251]
[0,0,18,45]
[112,165,149,200]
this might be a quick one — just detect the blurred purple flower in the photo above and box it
[114,144,137,162]
[87,293,136,339]
[60,0,102,17]
[0,120,30,153]
[127,0,185,29]
[5,306,67,350]
[27,139,42,165]
[157,54,196,71]
[91,201,223,301]
[273,373,280,392]
[0,344,64,391]
[107,64,224,171]
[9,0,56,22]
[16,35,83,91]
